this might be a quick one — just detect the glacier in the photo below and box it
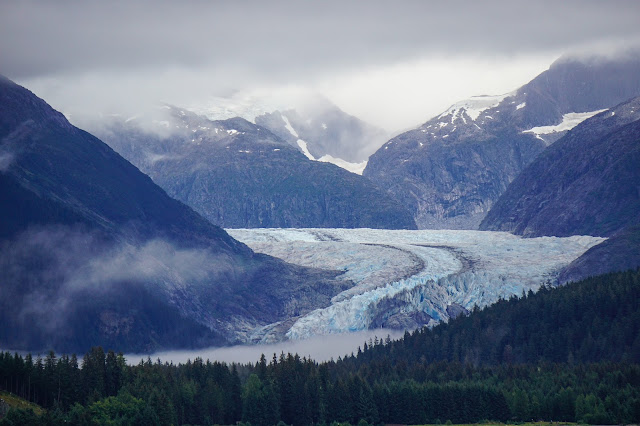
[227,229,605,342]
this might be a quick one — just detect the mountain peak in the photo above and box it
[365,51,640,229]
[436,92,515,123]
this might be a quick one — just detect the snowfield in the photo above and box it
[523,109,607,139]
[227,229,605,342]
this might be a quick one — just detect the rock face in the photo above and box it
[558,226,640,284]
[96,108,416,230]
[188,93,387,173]
[480,97,640,238]
[363,52,640,229]
[479,97,640,283]
[0,76,351,353]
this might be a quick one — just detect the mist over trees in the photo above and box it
[1,269,640,425]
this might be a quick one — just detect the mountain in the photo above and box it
[189,93,388,174]
[363,52,640,229]
[480,97,640,237]
[480,97,640,282]
[254,96,388,174]
[559,226,640,284]
[0,76,351,353]
[94,107,416,230]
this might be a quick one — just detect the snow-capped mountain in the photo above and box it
[364,51,640,229]
[254,97,388,174]
[481,97,640,238]
[188,92,388,175]
[481,97,640,283]
[93,106,417,230]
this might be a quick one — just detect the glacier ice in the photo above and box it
[227,229,605,342]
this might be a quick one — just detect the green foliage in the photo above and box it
[242,374,279,426]
[0,407,40,426]
[0,269,639,425]
[88,390,145,424]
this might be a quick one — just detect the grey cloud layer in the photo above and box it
[1,226,232,332]
[2,0,640,79]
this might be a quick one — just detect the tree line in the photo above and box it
[1,268,639,425]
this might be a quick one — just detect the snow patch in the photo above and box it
[294,139,367,175]
[523,109,607,136]
[281,114,299,138]
[297,139,315,160]
[438,92,513,122]
[317,155,368,175]
[516,102,526,110]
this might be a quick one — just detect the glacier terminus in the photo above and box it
[227,229,605,343]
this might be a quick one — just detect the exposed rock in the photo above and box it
[364,52,640,229]
[446,303,469,320]
[0,76,352,353]
[96,108,417,230]
[481,97,640,238]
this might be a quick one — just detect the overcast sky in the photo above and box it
[2,0,640,131]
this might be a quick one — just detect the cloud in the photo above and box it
[128,328,406,365]
[0,151,15,172]
[0,225,406,357]
[2,1,640,79]
[3,1,640,131]
[0,226,232,334]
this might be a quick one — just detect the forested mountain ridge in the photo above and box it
[351,268,640,367]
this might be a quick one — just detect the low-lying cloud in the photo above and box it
[0,226,232,334]
[128,328,406,365]
[0,151,15,172]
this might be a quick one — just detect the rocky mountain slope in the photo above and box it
[480,97,640,237]
[254,96,388,174]
[95,108,416,229]
[0,76,351,353]
[558,226,640,284]
[188,93,387,174]
[480,97,640,282]
[363,52,640,229]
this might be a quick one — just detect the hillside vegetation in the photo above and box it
[1,269,639,425]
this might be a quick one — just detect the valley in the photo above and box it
[2,3,640,423]
[228,228,604,342]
